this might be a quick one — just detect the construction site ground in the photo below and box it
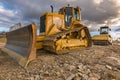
[0,38,120,80]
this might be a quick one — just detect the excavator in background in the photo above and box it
[2,5,92,68]
[92,26,112,45]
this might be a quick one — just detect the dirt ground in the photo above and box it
[0,40,120,80]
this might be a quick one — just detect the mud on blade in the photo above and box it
[2,23,36,68]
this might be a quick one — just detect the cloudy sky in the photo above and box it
[0,0,120,32]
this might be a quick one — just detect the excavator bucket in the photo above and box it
[1,23,36,68]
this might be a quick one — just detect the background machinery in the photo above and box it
[92,26,112,45]
[2,5,92,68]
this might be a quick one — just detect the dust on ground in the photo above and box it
[0,41,120,80]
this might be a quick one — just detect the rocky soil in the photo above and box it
[0,41,120,80]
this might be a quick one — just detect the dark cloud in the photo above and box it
[116,29,120,31]
[82,0,119,22]
[0,0,120,31]
[115,26,120,31]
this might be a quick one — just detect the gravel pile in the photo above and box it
[0,42,120,80]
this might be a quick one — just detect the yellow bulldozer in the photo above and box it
[2,5,92,68]
[92,26,112,45]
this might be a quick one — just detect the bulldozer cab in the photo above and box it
[59,6,81,27]
[99,26,110,34]
[38,5,89,48]
[40,12,64,35]
[39,6,81,34]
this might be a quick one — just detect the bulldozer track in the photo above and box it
[43,26,92,54]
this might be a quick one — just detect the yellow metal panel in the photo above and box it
[36,42,43,49]
[36,35,45,49]
[56,39,88,51]
[92,34,109,41]
[45,12,64,35]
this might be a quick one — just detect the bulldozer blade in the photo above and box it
[1,23,36,68]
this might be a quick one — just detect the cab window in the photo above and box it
[40,15,46,33]
[74,9,79,20]
[64,7,72,27]
[100,27,108,34]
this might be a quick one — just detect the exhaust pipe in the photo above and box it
[50,5,53,13]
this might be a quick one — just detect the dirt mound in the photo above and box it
[0,41,120,80]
